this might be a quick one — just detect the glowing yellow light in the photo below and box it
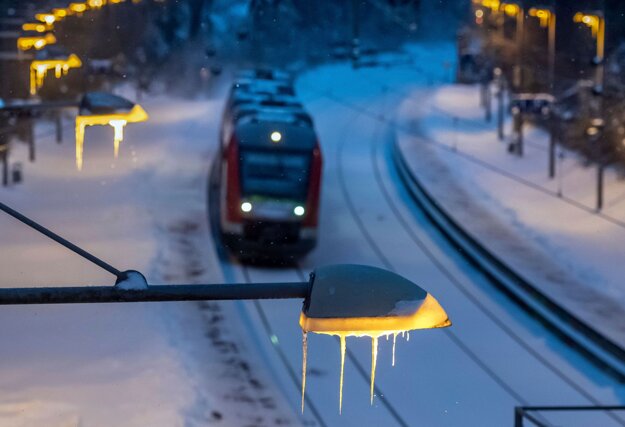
[481,0,500,13]
[52,8,68,19]
[300,293,450,413]
[475,9,484,19]
[17,33,57,51]
[574,12,600,38]
[75,104,148,170]
[529,7,552,28]
[87,0,106,9]
[35,13,56,25]
[502,3,520,17]
[22,23,51,33]
[29,54,82,96]
[68,3,88,14]
[270,131,282,142]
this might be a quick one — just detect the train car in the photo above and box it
[218,113,322,260]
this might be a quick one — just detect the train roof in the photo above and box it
[235,119,317,151]
[231,79,295,96]
[234,106,313,128]
[230,92,299,107]
[235,68,293,82]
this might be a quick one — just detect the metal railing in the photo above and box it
[514,405,625,427]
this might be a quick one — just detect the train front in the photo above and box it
[220,118,322,260]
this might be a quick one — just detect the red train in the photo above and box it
[217,71,322,260]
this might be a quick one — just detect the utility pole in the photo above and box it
[548,115,556,178]
[55,111,62,143]
[494,68,505,140]
[0,144,7,187]
[351,0,360,67]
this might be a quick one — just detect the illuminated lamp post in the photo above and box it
[573,11,605,91]
[68,3,89,15]
[34,13,57,26]
[75,92,148,170]
[529,7,555,92]
[87,0,107,9]
[17,33,57,52]
[501,2,523,89]
[22,23,53,33]
[0,199,452,414]
[29,48,82,96]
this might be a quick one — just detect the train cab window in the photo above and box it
[240,149,310,200]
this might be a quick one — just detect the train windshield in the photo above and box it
[240,149,310,200]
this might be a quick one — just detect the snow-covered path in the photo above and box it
[2,42,625,427]
[0,83,298,426]
[215,45,625,426]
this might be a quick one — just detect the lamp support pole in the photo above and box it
[0,281,310,305]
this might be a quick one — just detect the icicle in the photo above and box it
[392,333,397,367]
[407,332,410,342]
[301,331,308,413]
[370,336,379,405]
[339,335,346,414]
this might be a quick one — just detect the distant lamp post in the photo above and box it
[481,0,501,16]
[35,13,57,25]
[22,23,53,33]
[68,3,89,14]
[529,7,556,92]
[29,49,82,96]
[573,11,605,89]
[501,2,524,88]
[75,92,148,170]
[17,33,57,51]
[87,0,106,9]
[52,8,69,20]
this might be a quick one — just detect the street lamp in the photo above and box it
[573,11,605,89]
[0,199,451,413]
[29,48,82,96]
[75,92,148,170]
[87,0,107,9]
[300,264,450,411]
[501,2,523,88]
[35,13,57,26]
[529,7,556,92]
[68,3,89,14]
[22,23,53,33]
[17,33,57,51]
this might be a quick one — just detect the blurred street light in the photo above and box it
[573,11,605,89]
[22,23,53,33]
[501,2,524,88]
[529,7,556,91]
[17,33,57,51]
[35,13,57,25]
[87,0,106,9]
[75,93,148,170]
[68,3,89,14]
[29,52,82,96]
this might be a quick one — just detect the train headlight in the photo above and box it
[270,131,282,143]
[241,202,252,213]
[294,205,305,216]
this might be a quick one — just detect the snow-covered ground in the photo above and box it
[214,43,625,426]
[2,40,625,427]
[0,83,298,426]
[395,83,625,347]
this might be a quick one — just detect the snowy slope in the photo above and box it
[0,84,298,426]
